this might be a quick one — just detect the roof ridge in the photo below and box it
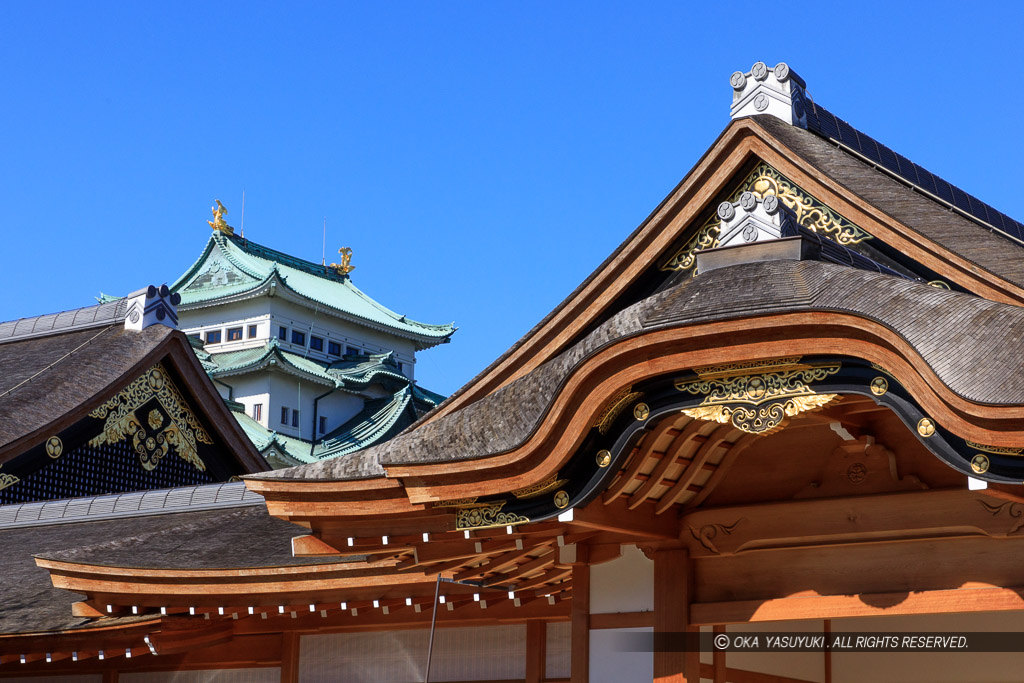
[0,299,127,346]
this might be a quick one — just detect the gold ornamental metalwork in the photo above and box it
[593,387,643,435]
[595,449,612,468]
[455,501,529,530]
[0,469,18,492]
[971,454,991,474]
[433,497,479,508]
[330,247,356,276]
[917,418,935,438]
[45,436,63,459]
[677,362,841,434]
[553,490,570,509]
[965,441,1024,456]
[633,403,650,421]
[661,163,872,274]
[870,377,888,396]
[89,363,212,472]
[207,199,234,235]
[690,357,804,380]
[511,474,568,500]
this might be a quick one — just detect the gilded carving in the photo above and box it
[677,362,840,434]
[661,163,872,273]
[595,449,612,468]
[971,454,991,475]
[455,501,529,530]
[511,475,568,500]
[45,436,63,459]
[593,387,643,435]
[0,471,18,491]
[433,497,479,508]
[633,403,650,421]
[689,519,742,555]
[690,357,804,380]
[916,418,935,438]
[330,247,355,276]
[207,199,234,235]
[966,441,1023,456]
[553,490,570,509]
[89,364,211,472]
[869,377,889,396]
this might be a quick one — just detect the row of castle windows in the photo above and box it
[192,324,373,359]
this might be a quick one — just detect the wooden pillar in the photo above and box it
[570,545,590,683]
[102,671,119,683]
[526,620,547,683]
[281,632,300,683]
[712,625,726,683]
[823,619,832,683]
[654,548,697,683]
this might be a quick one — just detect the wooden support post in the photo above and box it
[102,671,118,683]
[823,619,832,683]
[526,620,547,683]
[712,625,726,683]
[654,548,697,683]
[570,545,590,683]
[281,632,300,683]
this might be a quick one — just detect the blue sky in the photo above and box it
[2,2,1022,394]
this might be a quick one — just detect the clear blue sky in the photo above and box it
[2,2,1022,395]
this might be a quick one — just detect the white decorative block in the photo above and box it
[730,61,808,127]
[124,284,181,331]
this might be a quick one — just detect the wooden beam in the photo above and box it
[526,620,546,683]
[654,548,692,683]
[570,546,589,683]
[629,420,707,509]
[712,625,726,683]
[656,425,735,513]
[605,420,685,504]
[280,632,299,683]
[686,434,757,509]
[691,585,1024,625]
[572,498,679,540]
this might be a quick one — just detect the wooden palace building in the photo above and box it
[5,62,1024,682]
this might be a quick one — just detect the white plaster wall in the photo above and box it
[298,625,524,682]
[590,544,654,614]
[180,299,272,353]
[267,373,327,441]
[316,391,365,435]
[122,669,279,683]
[270,298,417,371]
[546,620,571,679]
[590,627,654,682]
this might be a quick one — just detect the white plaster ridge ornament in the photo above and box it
[730,61,809,128]
[716,192,786,248]
[124,284,181,331]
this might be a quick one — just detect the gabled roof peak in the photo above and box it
[730,61,809,127]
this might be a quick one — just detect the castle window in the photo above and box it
[292,409,300,428]
[278,326,288,340]
[328,341,342,356]
[281,406,290,425]
[291,330,306,346]
[248,324,258,338]
[310,336,324,352]
[252,403,263,422]
[346,346,360,356]
[227,327,243,341]
[319,416,327,434]
[205,330,222,344]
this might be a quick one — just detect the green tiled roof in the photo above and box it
[205,341,419,392]
[171,233,455,349]
[230,384,431,467]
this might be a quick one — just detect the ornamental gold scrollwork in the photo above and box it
[593,387,644,435]
[0,471,18,492]
[677,363,841,434]
[89,363,212,472]
[966,441,1024,456]
[433,497,479,508]
[455,501,530,530]
[511,474,568,500]
[661,163,872,273]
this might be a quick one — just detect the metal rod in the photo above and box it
[424,574,442,683]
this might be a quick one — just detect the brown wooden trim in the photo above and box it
[691,585,1024,625]
[712,624,726,683]
[280,632,299,683]
[569,547,589,683]
[698,662,818,683]
[588,611,654,629]
[526,620,545,683]
[654,548,690,683]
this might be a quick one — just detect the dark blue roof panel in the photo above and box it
[805,103,1024,245]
